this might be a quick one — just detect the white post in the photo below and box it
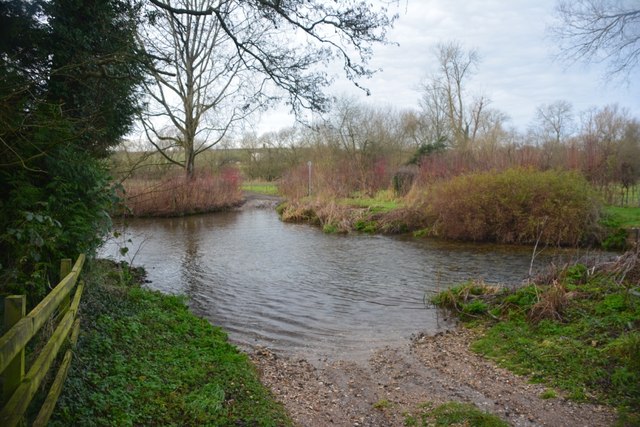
[307,161,312,196]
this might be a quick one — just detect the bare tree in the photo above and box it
[552,0,640,79]
[420,41,489,151]
[139,0,395,178]
[144,0,396,111]
[533,100,575,145]
[578,104,635,193]
[418,79,450,145]
[140,1,269,178]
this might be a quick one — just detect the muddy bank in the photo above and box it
[250,328,616,427]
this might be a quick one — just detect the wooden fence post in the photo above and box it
[59,259,72,315]
[2,295,26,405]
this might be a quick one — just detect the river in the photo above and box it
[100,208,574,360]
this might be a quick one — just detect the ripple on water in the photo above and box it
[101,209,576,360]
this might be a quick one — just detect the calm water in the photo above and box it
[101,209,572,360]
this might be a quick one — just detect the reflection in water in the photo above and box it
[101,209,566,360]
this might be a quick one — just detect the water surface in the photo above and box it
[102,209,568,359]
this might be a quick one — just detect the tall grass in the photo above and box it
[118,168,242,217]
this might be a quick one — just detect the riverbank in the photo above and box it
[46,253,631,426]
[278,169,640,249]
[251,328,616,426]
[431,251,640,425]
[47,257,625,427]
[116,170,244,217]
[50,259,291,426]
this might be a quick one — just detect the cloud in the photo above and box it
[256,0,639,134]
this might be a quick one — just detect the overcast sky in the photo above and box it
[255,0,639,134]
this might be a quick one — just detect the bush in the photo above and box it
[119,168,243,217]
[422,168,602,246]
[0,146,115,303]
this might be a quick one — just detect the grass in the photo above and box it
[242,181,280,196]
[50,260,291,426]
[337,189,402,213]
[604,206,640,228]
[339,197,400,212]
[431,259,640,423]
[403,402,508,427]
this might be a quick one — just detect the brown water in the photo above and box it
[101,209,573,360]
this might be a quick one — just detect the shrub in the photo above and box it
[422,168,602,246]
[119,168,243,217]
[1,146,115,303]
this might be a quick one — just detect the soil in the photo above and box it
[249,328,617,427]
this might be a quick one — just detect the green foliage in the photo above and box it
[372,399,392,410]
[599,213,629,250]
[342,190,401,211]
[564,264,588,286]
[51,260,291,426]
[540,389,558,399]
[403,401,508,427]
[0,0,142,303]
[407,138,448,165]
[462,299,489,315]
[354,220,378,233]
[322,223,339,234]
[433,263,640,417]
[423,168,602,246]
[0,147,115,302]
[45,0,144,157]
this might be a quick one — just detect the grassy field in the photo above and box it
[604,206,640,228]
[51,260,291,426]
[241,181,280,196]
[432,256,640,425]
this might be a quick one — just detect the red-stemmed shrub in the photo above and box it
[119,168,243,217]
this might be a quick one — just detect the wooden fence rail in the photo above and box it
[0,254,86,427]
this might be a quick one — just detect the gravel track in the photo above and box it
[250,328,616,427]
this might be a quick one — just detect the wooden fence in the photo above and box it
[0,254,86,427]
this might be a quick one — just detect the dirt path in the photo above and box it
[239,191,283,210]
[250,328,616,427]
